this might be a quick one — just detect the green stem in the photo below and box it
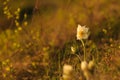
[74,54,81,62]
[80,39,86,61]
[58,53,61,78]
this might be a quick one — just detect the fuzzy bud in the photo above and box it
[81,61,88,71]
[63,64,73,75]
[88,60,94,71]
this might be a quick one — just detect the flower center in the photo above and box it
[79,30,85,36]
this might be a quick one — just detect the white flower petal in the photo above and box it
[76,24,89,40]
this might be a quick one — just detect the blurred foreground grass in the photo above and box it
[0,0,120,80]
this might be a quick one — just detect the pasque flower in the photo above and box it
[76,24,89,40]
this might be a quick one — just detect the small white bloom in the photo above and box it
[76,24,89,40]
[81,61,88,71]
[71,46,75,54]
[63,64,73,75]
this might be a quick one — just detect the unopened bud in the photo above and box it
[88,60,94,70]
[63,64,73,75]
[81,61,88,71]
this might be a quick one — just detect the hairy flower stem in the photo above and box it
[58,53,61,78]
[80,39,86,61]
[74,54,81,62]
